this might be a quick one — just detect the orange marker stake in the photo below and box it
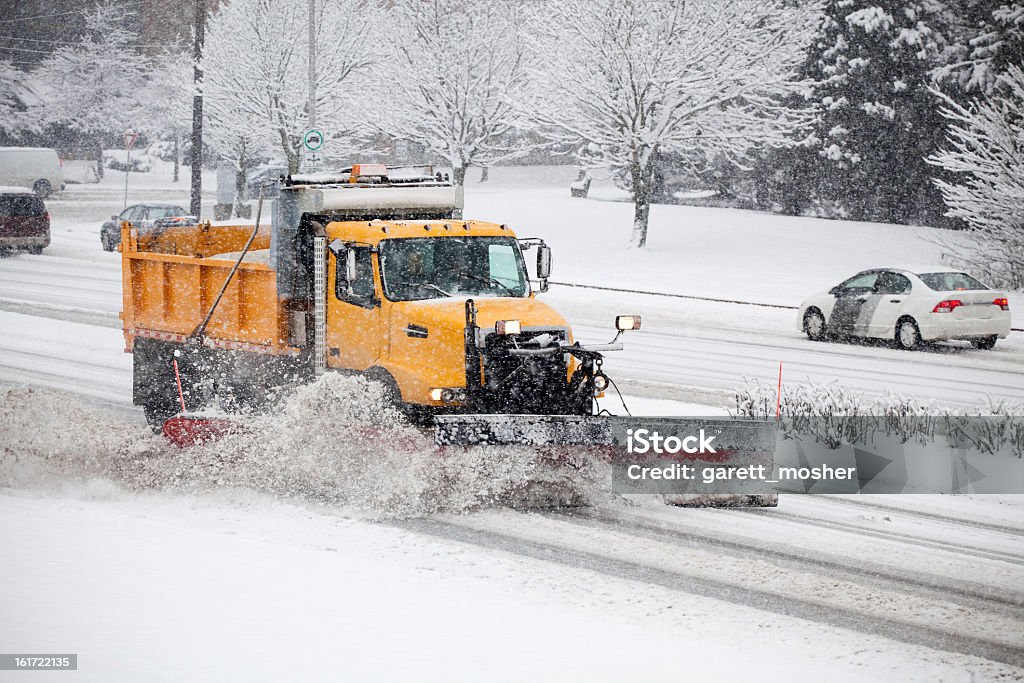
[173,359,186,413]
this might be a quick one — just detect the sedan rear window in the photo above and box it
[0,195,45,217]
[917,272,989,291]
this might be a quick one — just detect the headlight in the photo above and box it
[495,319,521,335]
[592,373,609,392]
[430,388,466,403]
[615,315,642,331]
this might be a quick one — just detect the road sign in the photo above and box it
[124,132,139,150]
[303,129,324,151]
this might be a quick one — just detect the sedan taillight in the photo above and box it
[932,299,963,313]
[994,297,1009,311]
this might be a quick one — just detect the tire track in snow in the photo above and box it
[748,507,1024,567]
[399,513,1024,668]
[811,496,1024,538]
[558,507,1024,609]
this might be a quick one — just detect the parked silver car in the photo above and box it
[100,203,187,251]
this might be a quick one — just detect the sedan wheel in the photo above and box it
[804,309,827,341]
[896,318,921,350]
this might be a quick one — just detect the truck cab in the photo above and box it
[323,218,582,414]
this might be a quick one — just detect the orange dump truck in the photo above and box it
[121,165,640,432]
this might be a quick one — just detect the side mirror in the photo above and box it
[111,215,119,221]
[537,245,552,280]
[829,286,841,296]
[345,248,358,296]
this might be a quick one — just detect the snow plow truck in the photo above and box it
[119,164,775,505]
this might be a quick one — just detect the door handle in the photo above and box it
[890,299,902,303]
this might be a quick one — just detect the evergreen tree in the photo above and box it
[803,1,959,224]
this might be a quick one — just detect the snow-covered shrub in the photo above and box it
[104,151,153,173]
[734,378,1024,456]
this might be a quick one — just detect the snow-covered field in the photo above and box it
[1,163,1023,681]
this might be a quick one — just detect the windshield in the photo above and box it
[0,195,45,217]
[917,271,989,291]
[379,236,529,301]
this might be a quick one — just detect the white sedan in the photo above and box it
[798,266,1011,350]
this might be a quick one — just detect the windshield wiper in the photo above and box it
[456,272,515,295]
[394,281,453,297]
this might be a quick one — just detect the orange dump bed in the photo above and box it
[120,221,297,355]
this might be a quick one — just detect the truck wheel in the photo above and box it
[26,246,43,255]
[366,368,403,411]
[33,179,52,198]
[143,402,178,432]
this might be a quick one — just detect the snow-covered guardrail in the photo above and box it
[549,281,1024,331]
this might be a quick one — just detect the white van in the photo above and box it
[0,147,65,198]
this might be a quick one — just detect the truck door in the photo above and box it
[326,246,381,370]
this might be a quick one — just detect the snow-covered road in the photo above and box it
[3,247,1021,411]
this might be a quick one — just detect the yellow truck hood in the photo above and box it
[399,296,570,336]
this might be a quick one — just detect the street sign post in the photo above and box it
[302,129,325,171]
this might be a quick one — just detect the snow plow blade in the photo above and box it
[435,414,778,507]
[162,415,239,448]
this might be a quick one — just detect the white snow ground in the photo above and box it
[1,162,1023,681]
[2,488,1021,683]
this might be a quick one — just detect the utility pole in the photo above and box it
[308,0,316,130]
[190,0,206,218]
[301,0,317,173]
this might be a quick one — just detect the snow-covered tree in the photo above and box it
[527,0,823,248]
[372,0,531,185]
[940,2,1024,95]
[203,0,379,174]
[801,0,960,224]
[928,65,1024,289]
[0,59,29,138]
[137,51,193,183]
[31,0,147,173]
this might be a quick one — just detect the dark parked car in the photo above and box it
[0,189,50,254]
[101,203,188,251]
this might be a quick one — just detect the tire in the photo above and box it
[26,245,43,255]
[366,367,403,411]
[803,308,827,341]
[971,336,997,350]
[32,179,52,198]
[895,318,921,350]
[143,403,177,432]
[101,233,113,251]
